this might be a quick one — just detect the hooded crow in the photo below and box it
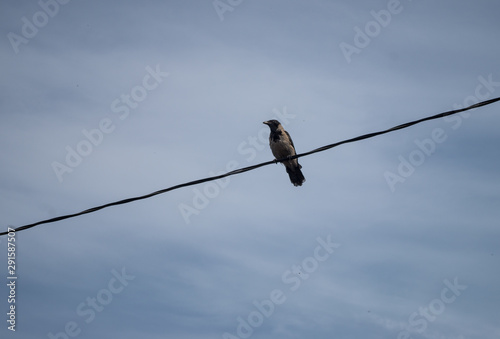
[263,120,305,186]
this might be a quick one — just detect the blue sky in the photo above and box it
[1,1,499,338]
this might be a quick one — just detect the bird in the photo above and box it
[263,120,305,186]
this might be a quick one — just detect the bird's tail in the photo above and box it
[286,164,306,187]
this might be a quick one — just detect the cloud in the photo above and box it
[1,1,500,338]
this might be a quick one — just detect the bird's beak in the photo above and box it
[263,121,270,125]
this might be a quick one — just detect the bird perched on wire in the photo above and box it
[263,120,305,187]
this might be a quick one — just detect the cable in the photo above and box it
[297,96,500,159]
[1,96,499,236]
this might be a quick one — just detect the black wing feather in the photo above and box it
[284,130,296,151]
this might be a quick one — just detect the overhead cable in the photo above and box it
[1,96,499,236]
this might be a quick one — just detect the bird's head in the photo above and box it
[263,119,281,131]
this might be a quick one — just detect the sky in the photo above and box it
[1,1,499,338]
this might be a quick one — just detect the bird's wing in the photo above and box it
[284,130,296,152]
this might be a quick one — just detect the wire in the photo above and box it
[1,96,499,236]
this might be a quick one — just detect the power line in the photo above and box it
[2,96,499,236]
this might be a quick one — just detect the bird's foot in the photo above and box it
[273,158,279,164]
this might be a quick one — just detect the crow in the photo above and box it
[263,120,305,186]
